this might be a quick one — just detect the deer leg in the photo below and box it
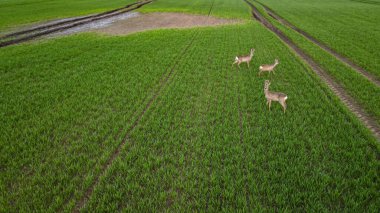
[238,62,241,68]
[280,100,286,113]
[232,61,237,67]
[247,62,250,68]
[259,70,262,76]
[272,70,275,75]
[268,100,272,111]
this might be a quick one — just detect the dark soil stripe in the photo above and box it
[243,0,380,141]
[255,0,380,87]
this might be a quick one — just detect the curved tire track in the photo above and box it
[72,31,198,212]
[73,1,218,211]
[0,2,140,40]
[0,1,152,48]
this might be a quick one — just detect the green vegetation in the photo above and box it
[1,22,379,211]
[139,0,251,19]
[0,0,136,31]
[250,0,380,125]
[257,0,380,78]
[82,23,379,211]
[0,0,379,211]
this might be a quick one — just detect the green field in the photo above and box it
[0,0,136,30]
[1,0,379,211]
[139,0,251,19]
[256,0,380,79]
[250,0,380,126]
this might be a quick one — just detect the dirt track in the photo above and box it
[244,0,380,141]
[92,12,241,35]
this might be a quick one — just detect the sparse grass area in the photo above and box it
[0,0,137,31]
[257,0,380,78]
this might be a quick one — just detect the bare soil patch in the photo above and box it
[92,12,241,35]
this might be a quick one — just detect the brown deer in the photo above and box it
[259,59,279,76]
[232,48,255,68]
[263,80,288,113]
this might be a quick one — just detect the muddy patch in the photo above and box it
[92,12,242,35]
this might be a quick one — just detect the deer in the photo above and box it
[263,80,288,113]
[259,59,279,76]
[232,48,255,68]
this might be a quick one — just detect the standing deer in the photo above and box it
[263,80,288,113]
[232,48,255,68]
[259,59,279,76]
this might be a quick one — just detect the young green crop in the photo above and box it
[139,0,251,20]
[0,0,379,211]
[0,31,194,211]
[250,0,380,126]
[81,23,379,211]
[256,0,380,78]
[0,0,137,31]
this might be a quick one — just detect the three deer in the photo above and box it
[232,48,255,68]
[232,49,288,113]
[259,59,279,76]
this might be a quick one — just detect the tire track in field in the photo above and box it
[243,0,380,141]
[236,73,251,208]
[205,74,224,210]
[0,1,153,48]
[255,0,380,87]
[208,0,216,16]
[72,31,199,212]
[58,39,178,212]
[73,1,218,211]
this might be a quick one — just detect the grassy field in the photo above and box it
[256,0,380,79]
[0,0,136,31]
[250,0,380,126]
[0,0,379,211]
[139,0,251,19]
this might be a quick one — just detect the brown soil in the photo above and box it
[92,12,241,35]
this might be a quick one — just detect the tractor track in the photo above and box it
[236,73,251,207]
[0,1,152,48]
[72,0,218,210]
[72,31,199,212]
[243,0,380,141]
[255,0,380,87]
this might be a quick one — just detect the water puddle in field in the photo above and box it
[49,12,139,37]
[91,12,242,35]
